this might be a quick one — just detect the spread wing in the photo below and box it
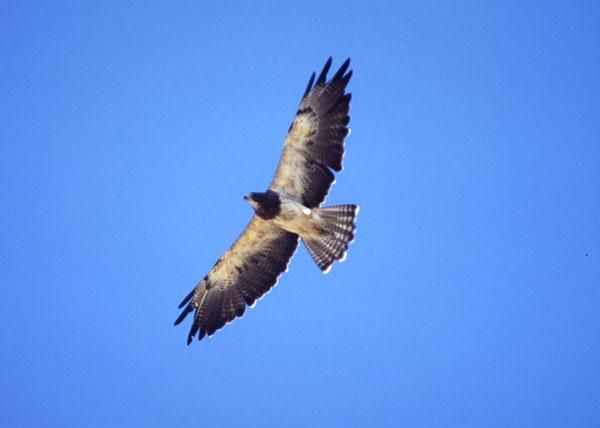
[270,57,352,208]
[174,217,299,344]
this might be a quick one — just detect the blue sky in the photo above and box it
[2,1,599,427]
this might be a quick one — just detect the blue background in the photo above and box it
[2,1,599,427]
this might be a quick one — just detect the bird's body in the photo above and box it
[247,190,323,236]
[275,198,323,238]
[175,58,358,343]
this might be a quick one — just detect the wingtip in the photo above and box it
[177,288,195,309]
[316,57,333,86]
[333,58,351,81]
[342,70,353,87]
[302,71,316,99]
[174,305,192,326]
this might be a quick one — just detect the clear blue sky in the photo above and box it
[2,1,599,427]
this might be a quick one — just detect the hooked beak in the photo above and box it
[244,194,258,210]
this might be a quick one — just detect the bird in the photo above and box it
[174,57,358,344]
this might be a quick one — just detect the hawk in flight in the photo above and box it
[175,57,358,343]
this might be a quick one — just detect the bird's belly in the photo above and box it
[273,201,324,237]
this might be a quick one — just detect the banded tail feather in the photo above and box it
[303,204,359,273]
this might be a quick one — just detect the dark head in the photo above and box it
[244,190,281,220]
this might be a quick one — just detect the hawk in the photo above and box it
[175,57,358,343]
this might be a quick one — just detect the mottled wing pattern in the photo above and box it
[174,217,299,344]
[270,57,352,208]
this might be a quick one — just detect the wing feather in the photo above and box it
[174,216,299,343]
[270,57,352,208]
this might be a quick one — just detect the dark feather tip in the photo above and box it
[316,57,333,86]
[177,288,195,309]
[174,306,190,326]
[341,70,353,88]
[332,58,351,82]
[303,72,316,99]
[187,319,199,345]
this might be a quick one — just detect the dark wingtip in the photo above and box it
[342,70,353,87]
[303,57,352,101]
[186,319,199,344]
[303,72,316,99]
[316,57,333,86]
[174,305,192,326]
[177,288,195,309]
[332,58,351,82]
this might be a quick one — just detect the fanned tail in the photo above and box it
[303,204,359,273]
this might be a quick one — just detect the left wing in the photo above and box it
[270,57,352,208]
[175,217,299,343]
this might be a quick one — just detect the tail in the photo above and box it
[303,204,359,273]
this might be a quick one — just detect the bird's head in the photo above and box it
[244,192,260,211]
[243,191,281,219]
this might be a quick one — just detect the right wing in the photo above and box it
[175,217,299,344]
